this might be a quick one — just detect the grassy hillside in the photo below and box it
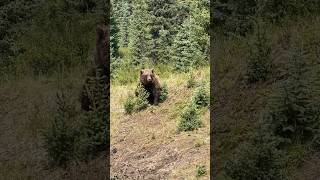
[213,16,320,180]
[110,67,210,179]
[0,67,107,180]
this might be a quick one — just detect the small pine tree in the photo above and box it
[77,67,108,159]
[123,84,149,114]
[124,95,135,114]
[264,48,320,142]
[159,83,168,102]
[224,128,286,180]
[42,92,76,168]
[171,16,205,72]
[193,85,210,108]
[178,104,202,131]
[246,19,272,83]
[135,84,150,111]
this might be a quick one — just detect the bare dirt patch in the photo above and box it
[111,71,210,179]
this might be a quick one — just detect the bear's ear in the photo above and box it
[140,70,144,75]
[151,69,154,74]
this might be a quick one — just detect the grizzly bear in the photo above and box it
[137,69,161,105]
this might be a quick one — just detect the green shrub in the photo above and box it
[196,165,206,177]
[178,104,202,131]
[134,84,149,111]
[264,48,320,142]
[43,67,109,166]
[124,96,136,114]
[160,83,169,102]
[123,84,149,114]
[246,19,272,83]
[192,85,209,108]
[224,129,286,180]
[42,92,77,168]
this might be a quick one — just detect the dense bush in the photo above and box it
[124,95,136,114]
[224,129,286,180]
[213,0,320,36]
[192,85,210,108]
[124,84,149,114]
[159,83,168,102]
[264,48,320,142]
[43,67,108,166]
[178,104,202,131]
[0,0,106,78]
[134,84,150,111]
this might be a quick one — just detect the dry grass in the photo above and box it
[110,67,210,179]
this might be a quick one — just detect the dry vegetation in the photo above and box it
[110,67,210,179]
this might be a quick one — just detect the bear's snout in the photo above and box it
[147,76,152,82]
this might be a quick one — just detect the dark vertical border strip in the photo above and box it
[210,0,216,179]
[100,0,110,179]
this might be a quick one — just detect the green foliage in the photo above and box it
[42,92,77,168]
[196,165,207,177]
[178,104,202,132]
[135,84,150,111]
[112,63,140,85]
[110,12,120,58]
[171,1,209,72]
[159,83,168,102]
[147,0,190,64]
[213,0,320,36]
[0,0,41,77]
[110,0,208,73]
[77,67,108,158]
[246,20,272,83]
[0,0,106,78]
[192,85,210,108]
[124,84,149,114]
[43,67,108,166]
[112,0,132,48]
[264,48,320,142]
[224,129,286,180]
[124,96,135,114]
[128,0,152,65]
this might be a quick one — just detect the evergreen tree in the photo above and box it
[128,0,152,65]
[147,0,189,64]
[265,48,320,142]
[112,0,132,48]
[171,1,209,72]
[110,6,120,58]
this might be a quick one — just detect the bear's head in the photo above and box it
[140,69,155,85]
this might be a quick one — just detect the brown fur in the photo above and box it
[80,25,109,111]
[137,69,161,105]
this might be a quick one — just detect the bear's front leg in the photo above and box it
[153,89,160,106]
[154,96,159,105]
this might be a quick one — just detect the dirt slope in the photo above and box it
[110,69,210,179]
